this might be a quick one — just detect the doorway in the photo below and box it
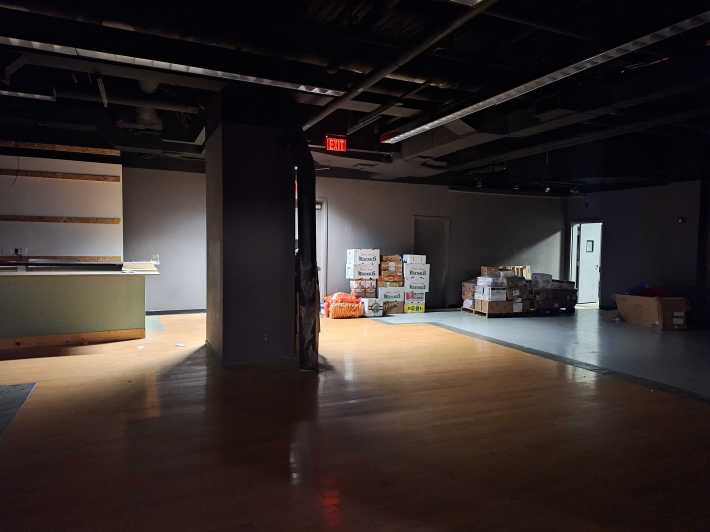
[413,215,450,309]
[315,200,327,295]
[570,222,603,305]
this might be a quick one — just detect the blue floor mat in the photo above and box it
[0,383,35,437]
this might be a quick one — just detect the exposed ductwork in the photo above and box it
[382,9,710,144]
[0,3,469,93]
[302,0,499,131]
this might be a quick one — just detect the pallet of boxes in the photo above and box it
[466,266,533,317]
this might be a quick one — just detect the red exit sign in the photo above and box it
[325,135,347,152]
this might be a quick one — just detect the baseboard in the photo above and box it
[0,328,145,352]
[146,309,207,316]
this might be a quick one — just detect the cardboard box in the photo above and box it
[350,279,377,289]
[535,289,577,311]
[362,298,384,318]
[475,299,514,315]
[462,280,477,301]
[381,255,402,264]
[405,278,430,291]
[346,249,380,264]
[346,263,379,279]
[404,263,430,278]
[475,286,507,301]
[351,288,377,299]
[476,276,507,288]
[404,289,426,304]
[378,280,404,288]
[383,301,405,314]
[380,261,403,275]
[378,287,405,302]
[403,254,426,264]
[532,273,553,290]
[404,303,426,313]
[551,280,576,290]
[615,294,688,330]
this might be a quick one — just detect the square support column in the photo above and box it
[206,88,296,367]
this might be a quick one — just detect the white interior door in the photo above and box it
[577,222,602,304]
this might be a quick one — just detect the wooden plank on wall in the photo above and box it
[0,168,120,183]
[0,141,120,157]
[0,255,122,262]
[0,215,121,224]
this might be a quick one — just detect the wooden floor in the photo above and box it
[2,314,710,531]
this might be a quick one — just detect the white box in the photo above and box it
[346,263,379,279]
[402,254,426,264]
[346,249,380,264]
[404,290,426,304]
[378,287,405,302]
[362,298,383,318]
[475,286,507,301]
[404,277,429,291]
[404,263,430,278]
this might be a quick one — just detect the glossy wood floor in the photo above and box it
[2,314,710,531]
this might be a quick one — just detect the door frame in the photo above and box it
[567,218,605,304]
[412,215,451,308]
[316,199,328,296]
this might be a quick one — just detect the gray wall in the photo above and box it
[123,168,206,312]
[566,181,701,308]
[316,177,565,307]
[0,156,123,258]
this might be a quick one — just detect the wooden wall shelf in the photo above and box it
[0,141,120,157]
[0,215,121,224]
[0,168,120,183]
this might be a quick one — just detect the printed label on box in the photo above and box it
[404,278,429,291]
[405,290,426,304]
[346,249,380,264]
[378,287,405,302]
[402,254,426,264]
[404,303,425,313]
[346,263,379,279]
[404,263,430,278]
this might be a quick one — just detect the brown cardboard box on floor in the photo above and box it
[615,294,688,330]
[475,299,515,315]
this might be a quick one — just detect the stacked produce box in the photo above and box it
[403,254,429,313]
[378,255,405,315]
[346,249,382,317]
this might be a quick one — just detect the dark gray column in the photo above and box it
[205,87,296,367]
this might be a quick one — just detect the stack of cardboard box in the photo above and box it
[378,255,405,314]
[471,266,532,316]
[532,274,577,312]
[403,254,429,313]
[346,248,379,298]
[346,249,382,317]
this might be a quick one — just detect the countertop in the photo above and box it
[0,270,160,277]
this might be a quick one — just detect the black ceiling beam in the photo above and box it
[441,107,710,175]
[483,10,590,41]
[302,0,499,131]
[12,52,224,91]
